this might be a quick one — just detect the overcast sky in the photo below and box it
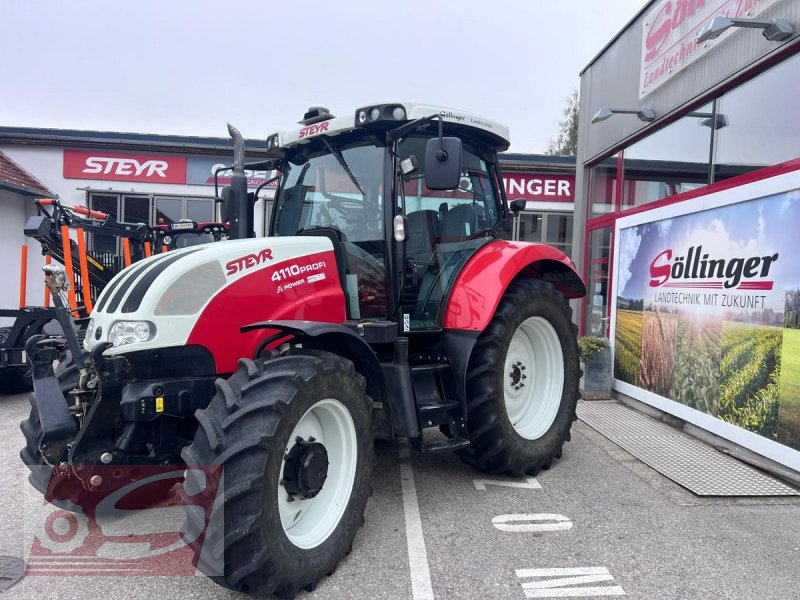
[1,1,644,152]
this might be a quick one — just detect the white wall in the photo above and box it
[0,190,32,324]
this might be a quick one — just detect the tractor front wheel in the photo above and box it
[457,278,579,476]
[181,350,373,599]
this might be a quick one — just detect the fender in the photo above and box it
[443,240,586,332]
[240,320,391,438]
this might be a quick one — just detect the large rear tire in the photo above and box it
[457,278,579,476]
[181,350,373,599]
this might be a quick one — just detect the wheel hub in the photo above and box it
[282,436,329,500]
[508,360,527,390]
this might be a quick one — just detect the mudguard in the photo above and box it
[240,320,391,434]
[443,240,586,332]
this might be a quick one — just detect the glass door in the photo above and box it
[583,225,612,337]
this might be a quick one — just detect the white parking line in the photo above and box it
[399,446,434,600]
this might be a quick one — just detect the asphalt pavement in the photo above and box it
[1,390,798,600]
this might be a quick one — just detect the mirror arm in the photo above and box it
[436,118,448,161]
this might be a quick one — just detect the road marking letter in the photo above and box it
[473,477,541,491]
[492,513,572,533]
[515,567,625,598]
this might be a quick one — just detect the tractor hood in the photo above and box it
[86,237,346,373]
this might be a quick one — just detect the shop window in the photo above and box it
[123,195,149,224]
[713,52,800,182]
[621,102,713,210]
[89,194,119,254]
[584,226,611,337]
[187,198,214,222]
[545,213,573,259]
[517,213,542,242]
[588,154,617,217]
[155,197,182,225]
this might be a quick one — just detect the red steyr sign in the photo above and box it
[63,150,187,184]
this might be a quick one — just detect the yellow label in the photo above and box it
[86,256,104,270]
[155,397,164,413]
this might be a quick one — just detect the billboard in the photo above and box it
[639,0,781,98]
[502,173,574,203]
[186,156,278,189]
[64,150,186,184]
[612,171,800,468]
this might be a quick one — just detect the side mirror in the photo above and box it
[424,137,462,190]
[218,186,231,222]
[509,198,526,213]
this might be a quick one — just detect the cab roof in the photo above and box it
[267,102,511,152]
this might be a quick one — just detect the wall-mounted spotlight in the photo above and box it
[685,111,729,129]
[591,107,656,124]
[697,15,793,43]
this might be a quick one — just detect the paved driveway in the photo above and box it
[2,392,798,599]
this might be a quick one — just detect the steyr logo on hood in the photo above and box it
[226,248,274,276]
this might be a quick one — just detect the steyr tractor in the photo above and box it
[21,103,586,598]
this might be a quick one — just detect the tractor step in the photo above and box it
[414,435,471,453]
[409,362,470,454]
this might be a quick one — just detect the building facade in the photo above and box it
[574,0,800,471]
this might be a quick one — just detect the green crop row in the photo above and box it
[718,325,782,437]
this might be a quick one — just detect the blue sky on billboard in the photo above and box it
[0,0,643,152]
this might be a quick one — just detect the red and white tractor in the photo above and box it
[21,103,585,597]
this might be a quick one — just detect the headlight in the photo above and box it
[85,318,95,342]
[108,320,156,347]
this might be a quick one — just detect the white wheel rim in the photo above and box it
[503,316,564,440]
[278,398,357,549]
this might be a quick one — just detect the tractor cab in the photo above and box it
[264,103,511,330]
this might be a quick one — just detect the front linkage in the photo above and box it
[23,265,210,501]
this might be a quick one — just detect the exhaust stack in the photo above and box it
[226,123,250,240]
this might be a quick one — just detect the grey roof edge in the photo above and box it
[0,180,54,197]
[580,1,656,76]
[499,153,576,172]
[0,125,268,155]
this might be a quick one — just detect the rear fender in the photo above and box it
[443,241,586,332]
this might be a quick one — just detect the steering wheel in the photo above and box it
[328,196,364,217]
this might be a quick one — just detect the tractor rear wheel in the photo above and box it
[457,278,579,476]
[181,350,373,598]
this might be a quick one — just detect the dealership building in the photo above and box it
[574,0,800,472]
[0,126,574,317]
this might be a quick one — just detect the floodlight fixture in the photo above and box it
[685,111,729,129]
[697,15,793,43]
[591,107,656,124]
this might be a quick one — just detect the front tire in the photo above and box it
[457,278,579,476]
[181,350,373,598]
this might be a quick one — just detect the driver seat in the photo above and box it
[440,203,478,243]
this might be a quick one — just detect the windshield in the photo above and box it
[273,142,384,242]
